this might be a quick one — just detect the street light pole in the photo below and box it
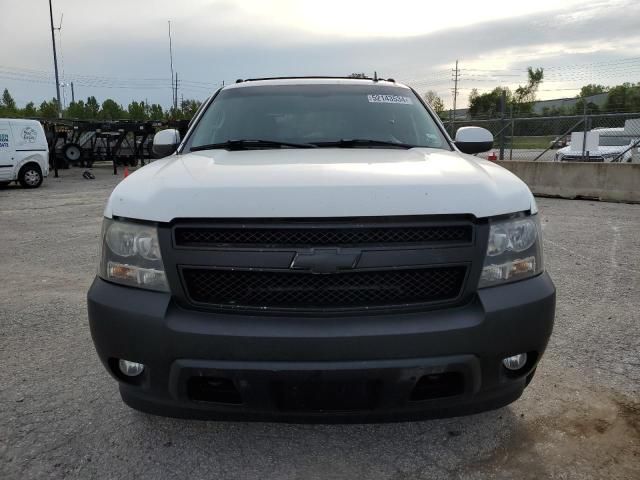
[48,0,62,118]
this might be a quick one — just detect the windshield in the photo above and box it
[186,84,450,151]
[599,136,632,147]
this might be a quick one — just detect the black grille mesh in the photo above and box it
[175,225,472,247]
[182,266,466,311]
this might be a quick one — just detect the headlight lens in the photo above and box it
[99,218,169,292]
[479,215,543,288]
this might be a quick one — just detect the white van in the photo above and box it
[0,119,49,188]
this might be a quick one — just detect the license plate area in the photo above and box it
[272,379,382,412]
[171,356,479,413]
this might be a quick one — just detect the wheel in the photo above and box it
[18,164,43,188]
[62,143,83,164]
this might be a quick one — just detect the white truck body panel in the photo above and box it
[105,148,536,222]
[569,131,599,152]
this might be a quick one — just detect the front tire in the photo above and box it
[18,164,43,188]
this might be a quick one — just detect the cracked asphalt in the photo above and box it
[1,165,639,479]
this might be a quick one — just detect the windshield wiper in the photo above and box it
[190,139,317,151]
[312,139,416,149]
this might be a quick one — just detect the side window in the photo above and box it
[190,108,227,146]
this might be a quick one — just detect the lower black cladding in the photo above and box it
[188,377,243,405]
[410,372,465,401]
[87,272,556,421]
[273,380,382,412]
[181,265,467,311]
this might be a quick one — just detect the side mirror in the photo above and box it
[455,126,493,154]
[152,129,180,158]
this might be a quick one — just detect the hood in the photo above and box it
[105,148,536,222]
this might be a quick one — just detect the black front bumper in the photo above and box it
[87,273,555,422]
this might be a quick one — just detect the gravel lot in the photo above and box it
[1,165,639,480]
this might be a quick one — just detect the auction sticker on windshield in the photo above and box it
[367,94,413,105]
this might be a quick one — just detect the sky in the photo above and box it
[0,0,639,110]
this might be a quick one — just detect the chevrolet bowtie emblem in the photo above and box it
[290,249,361,274]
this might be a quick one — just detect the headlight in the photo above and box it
[479,215,543,288]
[98,218,169,292]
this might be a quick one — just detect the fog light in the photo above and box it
[118,359,145,377]
[502,353,527,371]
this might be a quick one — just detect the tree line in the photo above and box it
[421,67,640,119]
[465,82,640,118]
[4,77,639,123]
[0,88,202,121]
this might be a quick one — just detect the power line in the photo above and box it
[0,67,227,96]
[542,56,640,71]
[0,73,174,89]
[0,64,170,82]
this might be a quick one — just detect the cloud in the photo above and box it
[0,0,638,107]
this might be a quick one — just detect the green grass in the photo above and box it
[504,136,557,149]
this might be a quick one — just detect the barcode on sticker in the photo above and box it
[367,94,413,104]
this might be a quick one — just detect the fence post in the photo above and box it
[449,108,454,136]
[499,90,506,160]
[582,101,588,161]
[509,105,514,160]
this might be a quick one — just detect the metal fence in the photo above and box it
[444,112,640,162]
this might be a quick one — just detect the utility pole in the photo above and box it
[582,99,588,161]
[451,60,460,135]
[453,60,460,120]
[48,0,62,118]
[168,20,176,111]
[70,82,75,103]
[175,72,179,111]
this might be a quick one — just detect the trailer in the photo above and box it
[41,118,190,175]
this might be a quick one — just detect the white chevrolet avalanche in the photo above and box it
[88,77,555,421]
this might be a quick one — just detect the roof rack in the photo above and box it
[238,75,396,83]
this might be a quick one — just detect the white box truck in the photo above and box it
[0,119,49,188]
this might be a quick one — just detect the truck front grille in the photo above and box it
[181,266,467,312]
[174,224,472,248]
[166,216,479,314]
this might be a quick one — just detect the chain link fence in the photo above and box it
[444,112,640,162]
